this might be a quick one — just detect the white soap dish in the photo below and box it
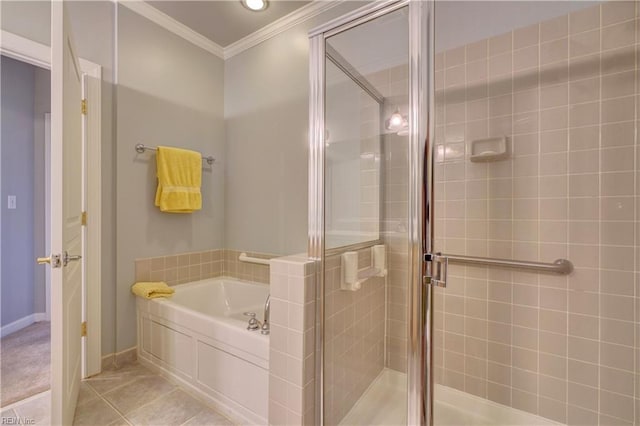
[470,136,509,162]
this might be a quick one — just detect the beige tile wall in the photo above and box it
[367,62,410,373]
[222,249,272,284]
[323,247,386,425]
[134,249,272,285]
[433,3,639,425]
[269,255,316,425]
[359,92,381,238]
[382,68,410,374]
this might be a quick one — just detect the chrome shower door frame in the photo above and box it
[308,1,434,424]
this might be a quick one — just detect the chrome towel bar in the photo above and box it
[135,143,215,165]
[430,253,573,275]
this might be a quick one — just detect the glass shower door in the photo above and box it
[320,5,411,425]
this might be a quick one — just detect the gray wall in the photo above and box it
[67,0,117,358]
[1,56,36,326]
[115,5,226,352]
[1,1,117,354]
[223,1,361,256]
[33,66,50,316]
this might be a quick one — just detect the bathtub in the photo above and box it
[136,277,270,425]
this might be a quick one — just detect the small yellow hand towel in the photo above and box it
[131,281,175,299]
[155,146,202,213]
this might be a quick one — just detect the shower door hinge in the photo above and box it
[424,253,448,288]
[81,211,87,226]
[81,321,87,337]
[81,99,87,115]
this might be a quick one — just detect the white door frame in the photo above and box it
[45,113,51,321]
[1,30,103,378]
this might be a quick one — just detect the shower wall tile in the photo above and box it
[323,247,386,425]
[434,3,638,425]
[376,62,411,375]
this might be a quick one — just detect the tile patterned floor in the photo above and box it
[0,362,234,426]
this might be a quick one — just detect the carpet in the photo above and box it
[1,322,51,407]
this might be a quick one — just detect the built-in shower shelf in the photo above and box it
[470,136,509,162]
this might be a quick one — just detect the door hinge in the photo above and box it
[81,321,87,337]
[81,211,87,226]
[81,99,87,115]
[425,253,448,288]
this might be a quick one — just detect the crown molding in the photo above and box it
[119,0,343,61]
[224,0,344,59]
[118,0,225,59]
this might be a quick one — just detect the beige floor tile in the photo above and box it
[73,398,121,426]
[125,389,207,426]
[78,382,99,407]
[183,408,234,425]
[0,409,18,420]
[13,392,50,425]
[103,376,175,415]
[108,416,132,426]
[100,362,154,379]
[87,363,156,395]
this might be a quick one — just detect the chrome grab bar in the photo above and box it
[429,253,573,275]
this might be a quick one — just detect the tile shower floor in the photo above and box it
[0,362,234,425]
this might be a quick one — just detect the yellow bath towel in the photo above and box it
[131,281,175,299]
[154,146,202,213]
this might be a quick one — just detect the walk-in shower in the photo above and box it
[310,1,639,425]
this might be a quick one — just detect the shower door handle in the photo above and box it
[424,253,447,288]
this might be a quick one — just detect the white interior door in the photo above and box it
[50,2,83,424]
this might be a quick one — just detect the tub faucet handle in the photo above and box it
[244,312,261,331]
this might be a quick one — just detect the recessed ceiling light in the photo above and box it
[242,0,268,11]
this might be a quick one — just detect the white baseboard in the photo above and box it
[1,313,48,338]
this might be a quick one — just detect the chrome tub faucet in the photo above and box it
[261,295,270,335]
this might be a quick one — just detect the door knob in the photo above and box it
[63,251,82,267]
[37,254,61,268]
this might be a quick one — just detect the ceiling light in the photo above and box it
[242,0,268,11]
[385,108,404,131]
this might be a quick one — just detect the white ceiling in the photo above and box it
[147,0,312,47]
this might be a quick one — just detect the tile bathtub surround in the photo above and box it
[269,255,315,426]
[434,3,639,425]
[223,249,272,284]
[135,249,224,286]
[134,248,274,286]
[322,247,386,425]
